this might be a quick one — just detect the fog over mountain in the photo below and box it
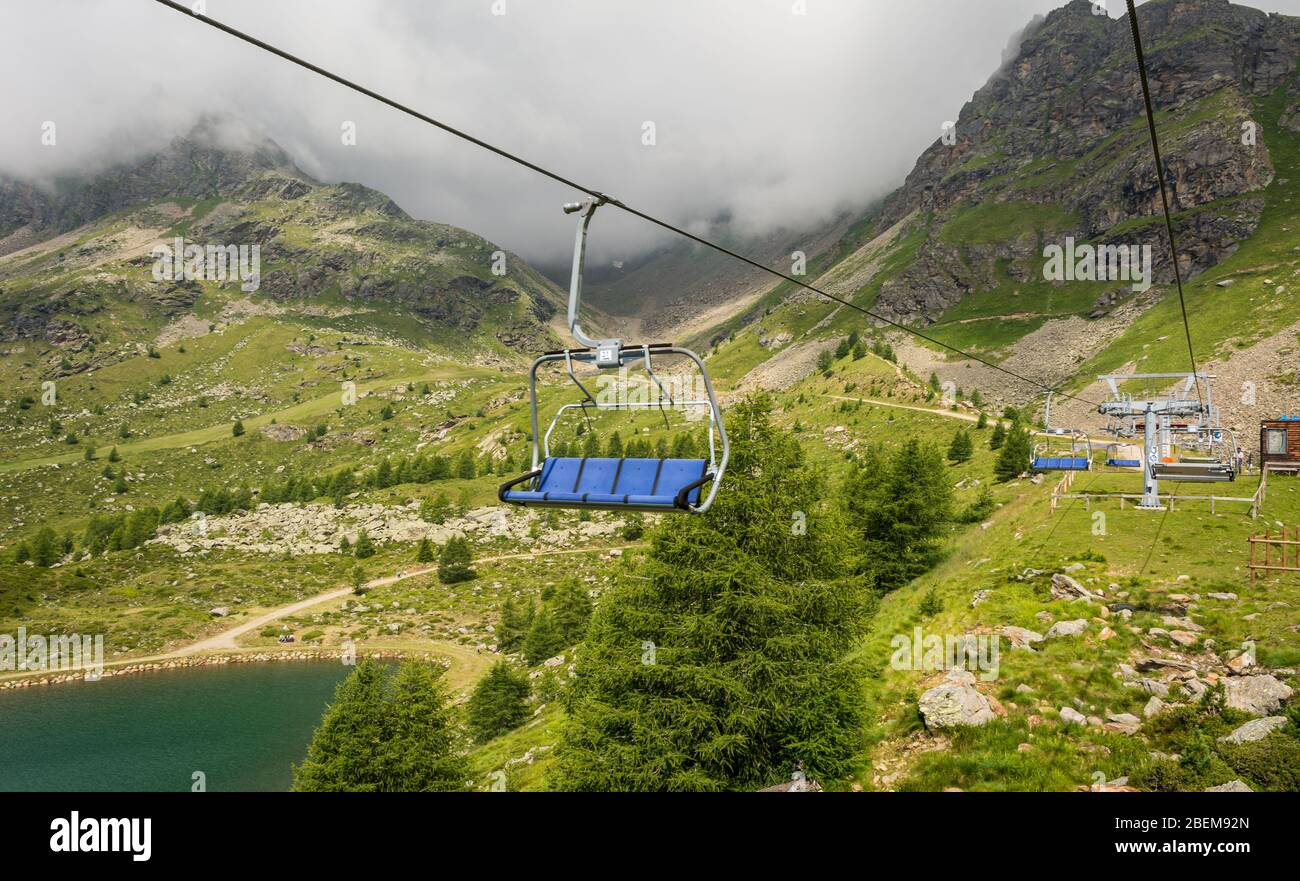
[7,0,1300,268]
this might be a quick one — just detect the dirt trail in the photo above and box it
[163,544,641,657]
[0,544,640,682]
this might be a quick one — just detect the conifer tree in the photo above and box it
[846,438,953,591]
[550,579,593,646]
[947,429,973,464]
[353,530,376,559]
[552,394,870,791]
[995,425,1034,482]
[456,451,476,480]
[497,596,534,653]
[420,492,453,524]
[466,661,531,743]
[989,421,1007,450]
[293,661,388,791]
[817,349,834,374]
[30,527,60,567]
[523,608,563,665]
[416,538,434,563]
[438,536,475,584]
[294,660,467,792]
[374,661,468,791]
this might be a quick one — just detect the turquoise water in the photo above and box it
[0,662,356,791]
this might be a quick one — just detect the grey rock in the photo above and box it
[1219,716,1287,744]
[1224,675,1294,716]
[1051,573,1097,602]
[1136,678,1170,698]
[1045,619,1088,639]
[999,625,1045,649]
[919,669,996,729]
[1059,707,1087,725]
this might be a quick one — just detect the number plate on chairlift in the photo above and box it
[596,341,621,367]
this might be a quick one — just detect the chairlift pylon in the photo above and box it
[499,198,728,514]
[1097,372,1238,508]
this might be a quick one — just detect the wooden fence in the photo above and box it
[1249,526,1300,585]
[1049,466,1266,518]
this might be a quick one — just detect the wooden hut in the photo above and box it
[1260,417,1300,471]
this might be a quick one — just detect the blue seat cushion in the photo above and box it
[503,457,708,508]
[1034,456,1088,470]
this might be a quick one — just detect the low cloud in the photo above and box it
[6,0,1292,269]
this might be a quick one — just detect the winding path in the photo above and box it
[0,544,640,682]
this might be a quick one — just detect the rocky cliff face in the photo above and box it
[870,0,1300,325]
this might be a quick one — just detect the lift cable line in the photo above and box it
[1124,0,1204,410]
[153,0,1105,408]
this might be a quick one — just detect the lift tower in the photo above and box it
[1097,373,1228,509]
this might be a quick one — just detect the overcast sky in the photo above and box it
[4,0,1300,269]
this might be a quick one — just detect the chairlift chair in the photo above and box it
[1030,393,1092,471]
[1105,441,1142,470]
[1150,426,1237,483]
[499,198,728,514]
[1032,428,1093,471]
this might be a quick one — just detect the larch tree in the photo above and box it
[551,393,871,792]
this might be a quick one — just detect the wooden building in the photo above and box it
[1260,417,1300,469]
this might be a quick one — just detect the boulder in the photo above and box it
[1051,573,1097,601]
[1045,619,1088,639]
[919,669,996,729]
[999,625,1044,649]
[1225,652,1256,675]
[1218,717,1287,744]
[1135,678,1170,698]
[1224,675,1293,716]
[1104,712,1142,735]
[1205,780,1253,792]
[1059,706,1087,725]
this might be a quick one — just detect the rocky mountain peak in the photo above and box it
[0,117,318,239]
[865,0,1297,326]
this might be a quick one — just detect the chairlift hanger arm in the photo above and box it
[564,198,624,367]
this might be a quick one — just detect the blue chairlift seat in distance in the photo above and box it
[1032,456,1090,471]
